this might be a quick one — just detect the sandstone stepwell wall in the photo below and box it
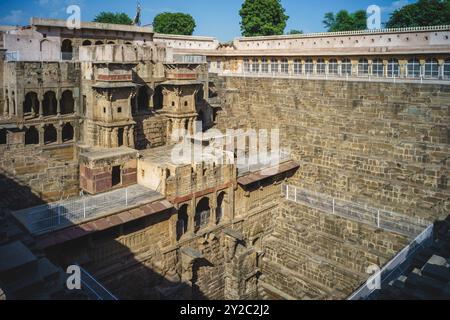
[217,77,450,222]
[216,76,449,300]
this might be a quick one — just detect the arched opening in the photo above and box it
[316,58,325,74]
[137,86,149,111]
[387,58,400,77]
[261,58,269,73]
[270,58,279,73]
[216,192,226,224]
[62,123,74,142]
[44,124,57,145]
[358,58,369,76]
[341,58,352,75]
[43,91,57,116]
[177,204,189,240]
[61,39,73,60]
[444,59,450,80]
[407,58,421,78]
[372,58,384,77]
[23,92,39,116]
[25,126,39,145]
[60,90,74,114]
[125,42,132,45]
[194,197,210,233]
[82,40,92,46]
[305,58,313,74]
[251,58,259,73]
[107,41,115,44]
[95,40,104,45]
[118,128,124,147]
[0,129,6,144]
[328,59,338,74]
[424,58,439,79]
[153,85,163,110]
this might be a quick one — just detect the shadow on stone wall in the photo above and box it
[0,170,47,210]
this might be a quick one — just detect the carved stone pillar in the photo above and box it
[112,128,118,148]
[57,125,62,144]
[128,126,135,148]
[209,191,217,227]
[56,89,61,116]
[123,127,129,147]
[38,125,44,146]
[38,93,43,118]
[30,95,36,117]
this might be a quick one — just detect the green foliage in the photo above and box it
[386,0,450,28]
[153,12,196,35]
[287,29,303,35]
[322,9,367,32]
[93,12,133,25]
[239,0,289,36]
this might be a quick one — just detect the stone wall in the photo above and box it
[216,77,450,221]
[0,140,79,209]
[215,75,449,299]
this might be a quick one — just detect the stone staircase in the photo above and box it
[376,216,450,300]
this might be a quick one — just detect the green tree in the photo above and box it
[93,12,133,25]
[239,0,289,36]
[287,29,303,35]
[386,0,450,28]
[322,9,367,32]
[153,12,196,35]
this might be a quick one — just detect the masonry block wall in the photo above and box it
[215,76,449,299]
[217,77,450,221]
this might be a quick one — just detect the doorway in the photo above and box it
[112,166,121,187]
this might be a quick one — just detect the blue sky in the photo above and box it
[0,0,414,41]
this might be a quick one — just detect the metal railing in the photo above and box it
[172,54,206,64]
[78,265,118,300]
[14,185,160,235]
[217,68,450,84]
[348,223,434,300]
[4,51,19,61]
[282,184,430,238]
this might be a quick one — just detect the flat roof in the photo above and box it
[31,17,154,34]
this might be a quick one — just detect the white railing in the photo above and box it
[282,185,430,238]
[348,223,434,300]
[4,51,19,61]
[217,69,450,84]
[172,54,206,64]
[15,185,159,235]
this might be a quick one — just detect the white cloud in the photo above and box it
[0,10,25,25]
[381,0,410,14]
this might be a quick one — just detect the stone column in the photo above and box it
[123,127,129,147]
[30,95,36,117]
[210,192,217,227]
[57,125,62,144]
[38,125,44,146]
[112,128,118,148]
[128,126,135,148]
[38,92,43,118]
[56,89,61,116]
[188,197,196,235]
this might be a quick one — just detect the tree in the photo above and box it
[93,12,133,25]
[287,29,303,35]
[322,10,367,32]
[153,12,196,35]
[239,0,289,36]
[386,0,450,28]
